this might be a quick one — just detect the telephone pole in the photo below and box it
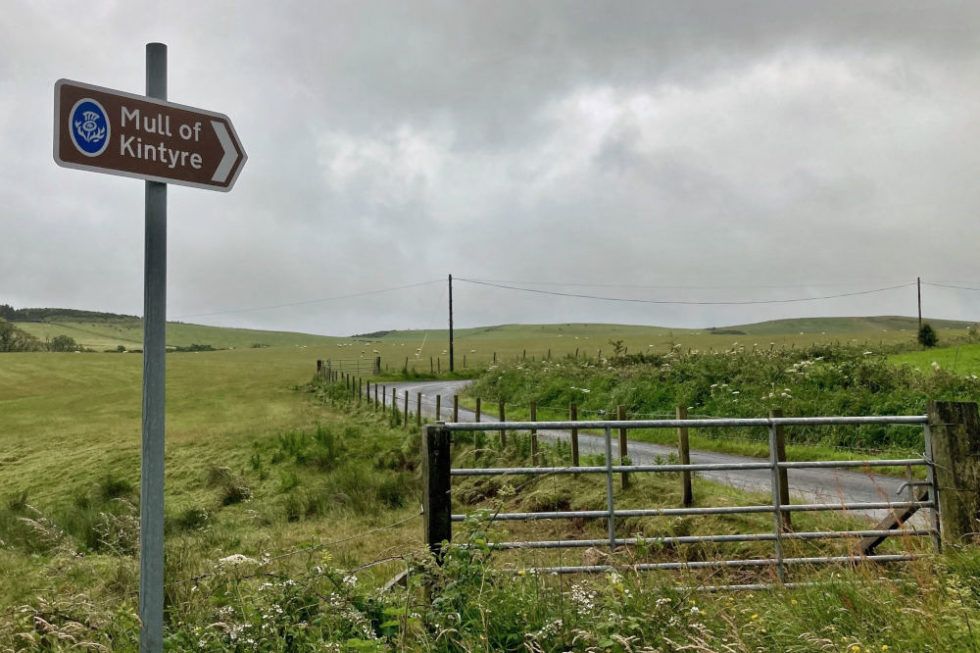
[917,276,922,332]
[448,274,455,372]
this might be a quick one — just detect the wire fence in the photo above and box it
[318,364,924,458]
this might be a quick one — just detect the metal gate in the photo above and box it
[423,414,939,590]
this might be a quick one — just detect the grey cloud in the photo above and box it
[3,1,980,335]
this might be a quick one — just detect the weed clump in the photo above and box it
[172,506,212,532]
[206,466,252,506]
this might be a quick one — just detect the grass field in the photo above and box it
[0,347,423,634]
[891,341,980,376]
[0,346,342,504]
[1,337,978,649]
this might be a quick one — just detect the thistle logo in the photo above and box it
[69,98,110,157]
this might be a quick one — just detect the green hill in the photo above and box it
[7,306,974,363]
[10,311,342,351]
[726,315,974,335]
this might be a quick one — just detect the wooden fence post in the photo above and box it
[416,392,422,427]
[374,356,381,375]
[570,403,580,467]
[357,378,362,404]
[316,359,322,376]
[437,357,441,373]
[382,385,386,409]
[430,357,434,374]
[403,391,409,429]
[677,406,693,507]
[928,401,980,545]
[499,400,506,446]
[770,409,791,530]
[618,405,630,490]
[530,401,539,464]
[374,383,378,409]
[453,395,459,422]
[475,397,481,423]
[423,425,452,561]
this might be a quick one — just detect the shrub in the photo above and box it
[919,322,939,347]
[376,473,410,509]
[172,506,212,532]
[98,472,134,500]
[91,500,139,555]
[49,334,80,352]
[206,466,252,505]
[220,479,252,506]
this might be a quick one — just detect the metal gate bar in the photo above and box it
[435,413,937,587]
[450,458,927,476]
[508,553,922,575]
[485,529,934,549]
[452,500,934,522]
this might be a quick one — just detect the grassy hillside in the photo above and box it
[726,315,974,335]
[8,307,976,377]
[13,319,342,350]
[338,317,975,373]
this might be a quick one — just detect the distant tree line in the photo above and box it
[0,304,138,323]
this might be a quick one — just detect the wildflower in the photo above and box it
[850,646,862,653]
[750,613,759,621]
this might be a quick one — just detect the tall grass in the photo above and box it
[468,343,980,451]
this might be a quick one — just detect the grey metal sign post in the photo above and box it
[53,42,246,653]
[140,42,167,653]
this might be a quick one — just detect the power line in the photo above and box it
[456,278,915,306]
[174,279,443,319]
[465,277,909,291]
[922,281,980,293]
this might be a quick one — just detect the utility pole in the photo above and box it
[917,276,922,332]
[448,274,454,372]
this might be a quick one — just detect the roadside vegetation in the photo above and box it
[467,342,980,456]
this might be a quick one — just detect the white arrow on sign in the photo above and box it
[211,120,238,184]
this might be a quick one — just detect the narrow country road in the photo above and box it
[384,379,922,522]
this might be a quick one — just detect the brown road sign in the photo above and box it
[54,79,246,191]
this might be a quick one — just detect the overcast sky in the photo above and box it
[3,1,980,336]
